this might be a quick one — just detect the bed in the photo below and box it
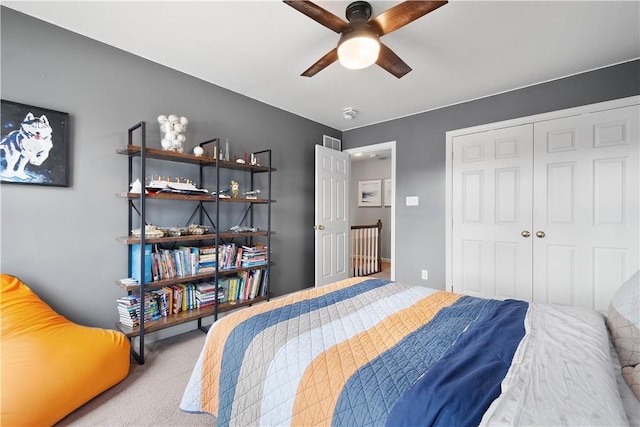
[180,275,639,426]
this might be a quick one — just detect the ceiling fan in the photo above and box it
[283,0,447,78]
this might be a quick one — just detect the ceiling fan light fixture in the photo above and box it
[337,29,380,70]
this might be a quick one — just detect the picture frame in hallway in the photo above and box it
[0,100,70,187]
[358,179,382,207]
[384,178,392,207]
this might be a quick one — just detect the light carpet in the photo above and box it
[56,330,214,426]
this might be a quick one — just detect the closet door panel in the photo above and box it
[546,162,575,224]
[452,124,533,300]
[544,244,576,306]
[533,105,639,311]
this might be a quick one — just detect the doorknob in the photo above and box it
[536,231,545,238]
[314,225,325,231]
[521,230,530,238]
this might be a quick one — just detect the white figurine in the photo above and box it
[158,114,188,153]
[129,178,147,194]
[193,146,204,157]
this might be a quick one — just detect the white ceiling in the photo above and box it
[4,1,639,131]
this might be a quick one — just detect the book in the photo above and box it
[131,244,152,284]
[241,245,268,268]
[195,281,220,307]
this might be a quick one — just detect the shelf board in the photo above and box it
[116,230,270,245]
[217,197,271,204]
[117,192,271,203]
[116,264,272,291]
[115,295,269,337]
[116,145,274,172]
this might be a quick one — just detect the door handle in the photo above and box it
[521,230,530,238]
[314,225,325,231]
[536,231,545,238]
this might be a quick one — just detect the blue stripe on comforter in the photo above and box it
[332,295,491,426]
[386,299,528,427]
[217,278,392,426]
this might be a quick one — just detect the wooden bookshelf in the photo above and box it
[116,129,273,364]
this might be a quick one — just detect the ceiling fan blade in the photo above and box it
[370,1,447,36]
[301,48,339,77]
[283,1,350,34]
[376,43,412,79]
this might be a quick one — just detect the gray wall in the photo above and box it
[2,7,639,336]
[343,60,640,288]
[350,158,391,259]
[0,8,340,332]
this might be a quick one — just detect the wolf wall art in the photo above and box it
[1,100,69,187]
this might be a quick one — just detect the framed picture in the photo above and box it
[1,100,70,187]
[358,179,382,207]
[384,178,392,207]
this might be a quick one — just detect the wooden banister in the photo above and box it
[351,219,382,276]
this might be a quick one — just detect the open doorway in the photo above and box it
[345,141,396,281]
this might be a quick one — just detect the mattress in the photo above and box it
[180,277,630,426]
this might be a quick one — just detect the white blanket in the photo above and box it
[482,303,629,426]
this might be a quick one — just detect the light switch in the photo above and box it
[406,196,419,206]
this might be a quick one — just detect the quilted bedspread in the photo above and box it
[180,277,629,426]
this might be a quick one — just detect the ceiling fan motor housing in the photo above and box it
[345,1,373,24]
[340,0,378,41]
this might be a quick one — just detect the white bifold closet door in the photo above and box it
[452,124,534,302]
[532,105,639,311]
[452,104,639,312]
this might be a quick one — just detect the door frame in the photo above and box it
[445,95,640,292]
[345,140,397,281]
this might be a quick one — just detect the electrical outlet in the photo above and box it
[421,269,429,280]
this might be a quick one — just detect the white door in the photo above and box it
[532,105,639,311]
[452,124,534,300]
[315,145,350,287]
[450,101,639,312]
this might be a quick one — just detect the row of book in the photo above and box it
[132,243,269,283]
[217,243,269,270]
[152,247,200,281]
[117,269,269,327]
[117,283,207,328]
[220,269,268,302]
[240,245,268,268]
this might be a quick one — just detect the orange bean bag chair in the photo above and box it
[1,274,130,426]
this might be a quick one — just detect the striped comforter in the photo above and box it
[180,277,628,426]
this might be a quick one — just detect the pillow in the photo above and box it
[607,270,640,399]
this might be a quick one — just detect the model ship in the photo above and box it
[145,176,208,194]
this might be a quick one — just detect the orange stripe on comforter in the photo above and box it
[290,290,461,426]
[201,276,369,415]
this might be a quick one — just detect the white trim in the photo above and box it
[445,95,640,293]
[447,95,640,138]
[346,141,397,281]
[445,134,454,292]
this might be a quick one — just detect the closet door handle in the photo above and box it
[521,230,530,238]
[536,231,546,238]
[314,225,325,231]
